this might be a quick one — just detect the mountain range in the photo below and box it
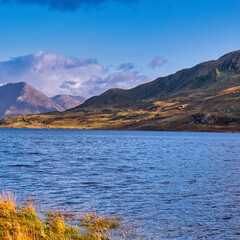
[0,82,63,119]
[0,82,85,119]
[1,50,240,132]
[51,95,86,110]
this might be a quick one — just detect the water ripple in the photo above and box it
[0,129,239,239]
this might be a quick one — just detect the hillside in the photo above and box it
[1,51,240,132]
[79,50,240,108]
[51,95,86,110]
[0,82,63,119]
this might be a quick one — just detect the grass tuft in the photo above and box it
[0,191,124,240]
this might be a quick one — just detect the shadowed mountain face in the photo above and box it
[1,51,240,132]
[79,50,240,109]
[51,95,86,110]
[0,82,63,119]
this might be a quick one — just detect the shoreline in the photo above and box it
[0,125,239,133]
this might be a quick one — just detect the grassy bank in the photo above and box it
[0,192,125,240]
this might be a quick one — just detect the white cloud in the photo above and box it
[150,56,166,68]
[0,51,149,98]
[82,71,149,96]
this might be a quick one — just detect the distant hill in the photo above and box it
[51,95,86,110]
[1,51,240,132]
[0,82,63,119]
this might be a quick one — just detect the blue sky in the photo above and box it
[0,0,239,97]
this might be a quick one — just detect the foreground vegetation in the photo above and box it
[0,192,125,240]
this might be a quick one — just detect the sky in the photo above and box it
[0,0,240,97]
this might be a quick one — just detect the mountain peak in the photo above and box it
[51,95,86,110]
[218,50,240,62]
[3,81,28,88]
[217,50,240,72]
[0,82,63,119]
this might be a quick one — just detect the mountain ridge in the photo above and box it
[78,50,240,109]
[51,95,86,110]
[1,50,240,132]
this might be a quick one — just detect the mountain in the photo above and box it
[80,50,240,108]
[51,95,86,110]
[1,51,240,132]
[0,82,63,119]
[71,96,86,103]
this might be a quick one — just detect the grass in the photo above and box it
[0,191,125,240]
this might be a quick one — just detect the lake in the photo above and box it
[0,129,239,239]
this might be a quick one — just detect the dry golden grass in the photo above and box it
[0,191,124,240]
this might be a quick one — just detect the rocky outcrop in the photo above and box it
[192,113,240,125]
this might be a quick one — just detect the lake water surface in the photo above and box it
[0,129,239,239]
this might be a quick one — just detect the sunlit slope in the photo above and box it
[1,51,240,132]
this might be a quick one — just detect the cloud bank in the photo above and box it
[0,51,149,98]
[150,56,166,68]
[1,0,137,11]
